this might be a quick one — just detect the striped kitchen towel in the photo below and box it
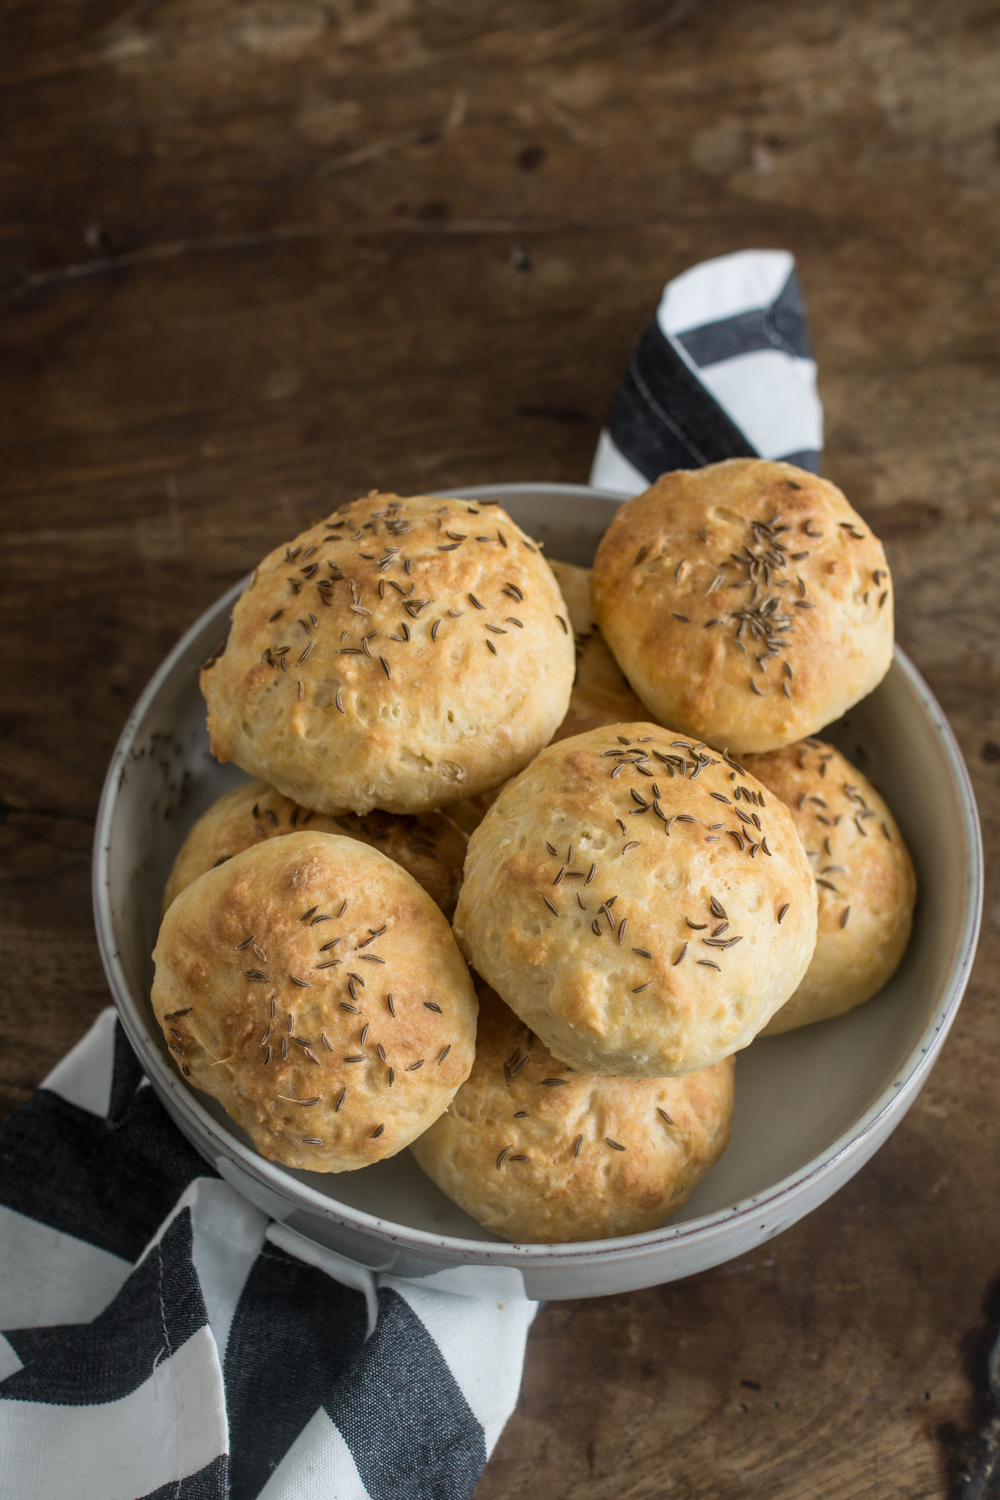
[0,1010,535,1500]
[591,248,823,495]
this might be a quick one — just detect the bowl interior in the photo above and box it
[97,484,977,1250]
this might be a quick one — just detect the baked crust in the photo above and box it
[743,740,916,1032]
[444,561,646,834]
[452,723,817,1077]
[412,983,734,1243]
[548,560,647,742]
[591,459,893,754]
[161,779,467,919]
[200,493,575,814]
[151,831,477,1172]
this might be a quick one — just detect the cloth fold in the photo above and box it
[591,248,822,495]
[0,247,822,1500]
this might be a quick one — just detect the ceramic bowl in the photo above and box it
[93,483,982,1300]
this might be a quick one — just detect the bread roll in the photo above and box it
[162,780,466,919]
[412,983,734,1243]
[548,559,647,742]
[201,493,576,814]
[742,740,916,1032]
[591,459,893,754]
[151,831,477,1172]
[453,723,817,1077]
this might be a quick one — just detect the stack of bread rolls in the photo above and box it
[152,462,915,1244]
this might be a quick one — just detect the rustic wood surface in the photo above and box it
[3,1,999,1494]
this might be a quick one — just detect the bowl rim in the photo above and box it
[93,481,984,1266]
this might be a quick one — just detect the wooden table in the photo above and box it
[3,2,999,1494]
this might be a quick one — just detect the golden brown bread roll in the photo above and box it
[452,723,817,1077]
[591,459,894,754]
[200,493,576,815]
[151,831,477,1173]
[412,983,734,1243]
[547,559,647,742]
[742,740,916,1032]
[161,780,467,920]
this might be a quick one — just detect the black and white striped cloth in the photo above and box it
[0,248,822,1500]
[591,248,822,495]
[0,1011,535,1498]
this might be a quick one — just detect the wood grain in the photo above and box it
[2,1,999,1494]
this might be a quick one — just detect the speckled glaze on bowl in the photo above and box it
[93,484,982,1300]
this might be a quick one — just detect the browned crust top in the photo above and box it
[151,831,477,1172]
[454,721,817,1076]
[591,459,893,752]
[199,492,575,811]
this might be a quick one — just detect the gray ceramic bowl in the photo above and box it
[93,484,982,1300]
